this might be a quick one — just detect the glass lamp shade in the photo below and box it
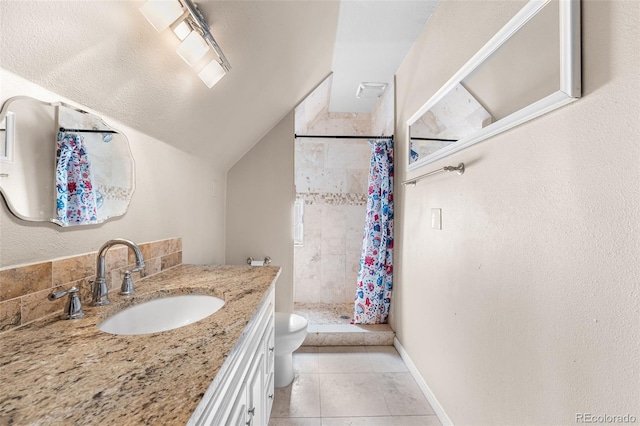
[198,60,226,88]
[139,0,184,32]
[172,21,191,41]
[176,31,209,67]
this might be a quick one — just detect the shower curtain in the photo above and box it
[352,138,394,324]
[55,132,98,225]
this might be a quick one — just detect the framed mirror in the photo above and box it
[0,96,135,226]
[407,0,581,170]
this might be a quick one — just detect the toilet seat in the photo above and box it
[275,312,307,336]
[274,312,308,354]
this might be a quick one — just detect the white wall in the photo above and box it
[371,80,394,137]
[0,69,225,268]
[394,0,640,424]
[226,112,295,313]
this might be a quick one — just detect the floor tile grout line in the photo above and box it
[273,348,438,424]
[322,416,434,421]
[318,372,323,419]
[375,370,395,419]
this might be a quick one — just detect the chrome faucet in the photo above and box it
[92,238,145,306]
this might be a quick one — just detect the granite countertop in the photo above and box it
[0,264,280,425]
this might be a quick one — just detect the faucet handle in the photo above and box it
[119,270,135,296]
[48,287,86,320]
[131,263,146,277]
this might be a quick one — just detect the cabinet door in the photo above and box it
[265,372,274,421]
[246,353,265,426]
[226,382,247,426]
[264,316,275,378]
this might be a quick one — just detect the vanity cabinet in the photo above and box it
[228,382,248,426]
[189,285,275,426]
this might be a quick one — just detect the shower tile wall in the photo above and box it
[294,139,371,304]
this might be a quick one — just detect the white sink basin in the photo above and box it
[99,294,225,335]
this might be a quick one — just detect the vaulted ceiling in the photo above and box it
[0,1,437,171]
[0,1,339,170]
[329,0,438,113]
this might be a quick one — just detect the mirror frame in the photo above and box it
[0,96,136,227]
[406,0,581,171]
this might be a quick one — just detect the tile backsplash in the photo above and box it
[294,138,369,304]
[0,237,182,333]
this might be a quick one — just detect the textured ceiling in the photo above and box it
[0,1,340,170]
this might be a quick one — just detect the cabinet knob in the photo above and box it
[268,346,274,352]
[248,407,255,416]
[268,394,274,400]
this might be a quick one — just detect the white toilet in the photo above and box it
[274,312,308,388]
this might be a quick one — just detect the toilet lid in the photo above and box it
[275,312,307,333]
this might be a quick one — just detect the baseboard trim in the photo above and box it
[394,337,454,426]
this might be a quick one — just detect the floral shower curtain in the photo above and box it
[352,138,393,324]
[55,132,98,225]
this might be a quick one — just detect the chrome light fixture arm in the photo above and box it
[181,0,231,72]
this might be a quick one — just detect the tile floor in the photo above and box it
[268,346,441,426]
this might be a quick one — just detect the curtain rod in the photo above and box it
[59,127,117,134]
[402,163,465,186]
[295,134,393,140]
[411,137,458,142]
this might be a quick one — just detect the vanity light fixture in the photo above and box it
[139,0,231,88]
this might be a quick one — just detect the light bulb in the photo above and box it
[139,0,184,32]
[176,31,209,67]
[198,60,226,88]
[172,21,191,41]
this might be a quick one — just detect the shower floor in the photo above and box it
[293,303,353,325]
[294,302,395,346]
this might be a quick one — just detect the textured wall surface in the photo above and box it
[371,80,395,137]
[225,112,295,313]
[393,0,640,424]
[294,137,370,304]
[295,75,373,137]
[0,70,225,268]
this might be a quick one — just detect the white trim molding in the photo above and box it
[394,337,454,426]
[406,0,581,172]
